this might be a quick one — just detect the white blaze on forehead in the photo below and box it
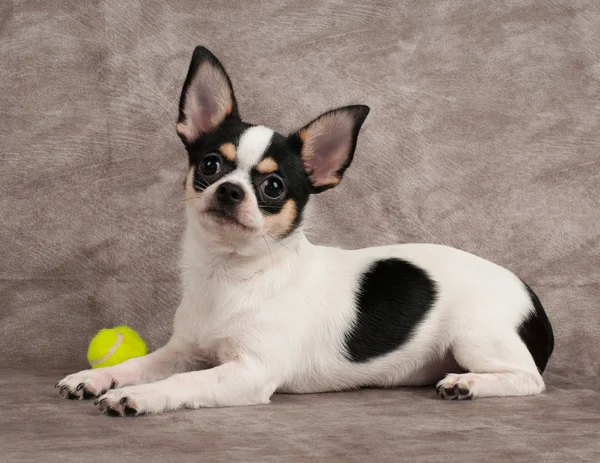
[236,126,274,171]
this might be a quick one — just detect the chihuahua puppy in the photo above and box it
[56,47,554,416]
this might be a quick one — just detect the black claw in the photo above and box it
[124,406,138,416]
[120,397,128,405]
[76,383,84,391]
[59,385,68,396]
[106,408,121,417]
[54,382,60,388]
[443,385,459,396]
[110,380,117,390]
[438,383,472,400]
[94,399,99,405]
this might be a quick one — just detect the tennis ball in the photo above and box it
[87,326,148,369]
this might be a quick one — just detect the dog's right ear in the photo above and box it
[176,47,238,145]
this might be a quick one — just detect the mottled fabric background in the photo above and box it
[1,1,599,462]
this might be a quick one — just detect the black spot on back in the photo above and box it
[345,258,438,363]
[518,281,554,373]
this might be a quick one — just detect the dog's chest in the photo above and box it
[177,309,247,366]
[175,274,272,364]
[176,305,246,364]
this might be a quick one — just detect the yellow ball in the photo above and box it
[87,326,148,369]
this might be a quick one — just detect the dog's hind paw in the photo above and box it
[436,373,474,400]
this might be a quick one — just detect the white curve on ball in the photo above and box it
[89,331,124,367]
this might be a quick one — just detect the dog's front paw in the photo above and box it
[95,385,168,417]
[55,370,117,400]
[436,373,474,400]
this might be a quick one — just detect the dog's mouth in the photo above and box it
[204,208,252,230]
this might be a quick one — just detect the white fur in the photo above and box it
[236,125,274,170]
[57,127,545,415]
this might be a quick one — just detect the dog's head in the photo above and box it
[177,47,369,249]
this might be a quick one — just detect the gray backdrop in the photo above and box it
[1,1,599,461]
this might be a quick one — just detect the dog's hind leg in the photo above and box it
[436,329,545,400]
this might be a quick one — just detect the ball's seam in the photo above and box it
[90,331,124,367]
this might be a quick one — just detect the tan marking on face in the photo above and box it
[219,142,237,161]
[255,157,278,174]
[264,199,297,237]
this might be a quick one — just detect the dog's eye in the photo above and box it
[261,175,285,199]
[200,153,222,177]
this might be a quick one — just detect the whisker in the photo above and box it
[267,232,297,254]
[193,180,210,189]
[261,234,273,267]
[172,195,203,207]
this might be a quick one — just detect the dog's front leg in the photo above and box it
[95,360,275,416]
[56,338,204,400]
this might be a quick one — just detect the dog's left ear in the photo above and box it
[176,46,238,145]
[290,105,369,193]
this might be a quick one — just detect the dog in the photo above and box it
[56,46,554,416]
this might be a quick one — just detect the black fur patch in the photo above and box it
[345,258,438,363]
[184,122,312,237]
[183,120,312,237]
[518,282,554,373]
[186,116,250,191]
[250,133,312,232]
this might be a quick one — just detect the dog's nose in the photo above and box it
[216,182,245,204]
